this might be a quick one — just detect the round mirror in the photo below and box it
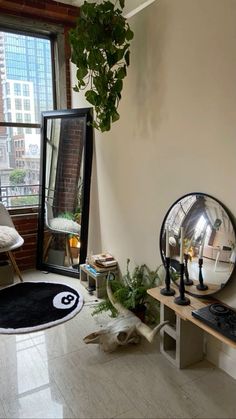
[160,193,236,297]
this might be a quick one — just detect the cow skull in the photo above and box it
[84,277,169,352]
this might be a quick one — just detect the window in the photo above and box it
[15,99,22,110]
[22,84,30,97]
[24,113,31,123]
[6,98,11,109]
[16,113,23,122]
[0,28,57,208]
[14,83,21,96]
[23,99,30,110]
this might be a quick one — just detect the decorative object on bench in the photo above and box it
[159,193,236,297]
[84,273,169,352]
[197,257,208,291]
[88,252,118,270]
[161,228,175,296]
[174,227,190,306]
[192,302,236,343]
[0,203,24,282]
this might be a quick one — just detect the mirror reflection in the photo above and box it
[37,109,93,277]
[160,194,236,296]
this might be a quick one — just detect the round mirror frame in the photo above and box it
[159,192,236,297]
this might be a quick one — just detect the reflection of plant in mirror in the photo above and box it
[58,210,81,223]
[170,267,179,283]
[58,211,75,220]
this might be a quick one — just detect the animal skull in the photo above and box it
[84,278,169,352]
[84,314,141,352]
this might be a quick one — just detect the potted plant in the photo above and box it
[92,259,162,324]
[69,0,134,132]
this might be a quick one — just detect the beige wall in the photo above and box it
[71,0,236,377]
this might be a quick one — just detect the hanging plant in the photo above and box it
[69,0,134,132]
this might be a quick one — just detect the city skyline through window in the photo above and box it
[0,30,54,207]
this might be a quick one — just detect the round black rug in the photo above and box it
[0,281,83,334]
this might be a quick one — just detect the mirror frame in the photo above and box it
[36,108,93,278]
[159,192,236,297]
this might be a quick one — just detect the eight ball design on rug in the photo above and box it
[0,281,83,333]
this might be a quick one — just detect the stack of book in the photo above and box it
[88,253,118,272]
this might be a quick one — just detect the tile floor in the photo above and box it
[0,270,236,418]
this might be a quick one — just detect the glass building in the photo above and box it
[1,31,53,122]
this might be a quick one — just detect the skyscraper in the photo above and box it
[0,31,53,122]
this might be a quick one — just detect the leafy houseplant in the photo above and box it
[69,0,134,132]
[92,259,162,324]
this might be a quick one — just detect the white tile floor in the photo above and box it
[0,270,236,418]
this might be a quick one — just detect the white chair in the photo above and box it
[0,203,24,282]
[44,201,81,265]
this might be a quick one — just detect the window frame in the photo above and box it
[0,15,68,212]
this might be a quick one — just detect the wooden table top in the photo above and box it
[148,285,236,349]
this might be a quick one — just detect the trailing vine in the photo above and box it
[69,0,134,132]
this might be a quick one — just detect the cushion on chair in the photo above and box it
[49,218,80,234]
[0,226,22,248]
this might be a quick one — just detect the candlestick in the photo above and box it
[180,227,184,264]
[199,245,203,259]
[166,228,170,257]
[160,256,175,296]
[199,231,206,259]
[174,263,190,306]
[196,258,208,291]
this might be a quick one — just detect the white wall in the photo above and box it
[71,0,236,378]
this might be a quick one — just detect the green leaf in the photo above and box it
[107,51,119,67]
[76,67,88,81]
[116,66,126,79]
[101,1,114,12]
[99,114,111,132]
[114,79,123,93]
[126,27,134,41]
[85,90,101,106]
[112,110,120,123]
[119,0,125,9]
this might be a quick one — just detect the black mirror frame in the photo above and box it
[159,192,236,297]
[36,108,93,278]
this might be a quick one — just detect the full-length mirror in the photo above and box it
[37,108,93,277]
[160,193,236,297]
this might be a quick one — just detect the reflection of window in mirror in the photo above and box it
[194,215,207,242]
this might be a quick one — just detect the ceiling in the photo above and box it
[56,0,157,18]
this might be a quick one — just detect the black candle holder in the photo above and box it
[174,262,190,305]
[160,257,175,296]
[196,258,208,291]
[183,253,193,285]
